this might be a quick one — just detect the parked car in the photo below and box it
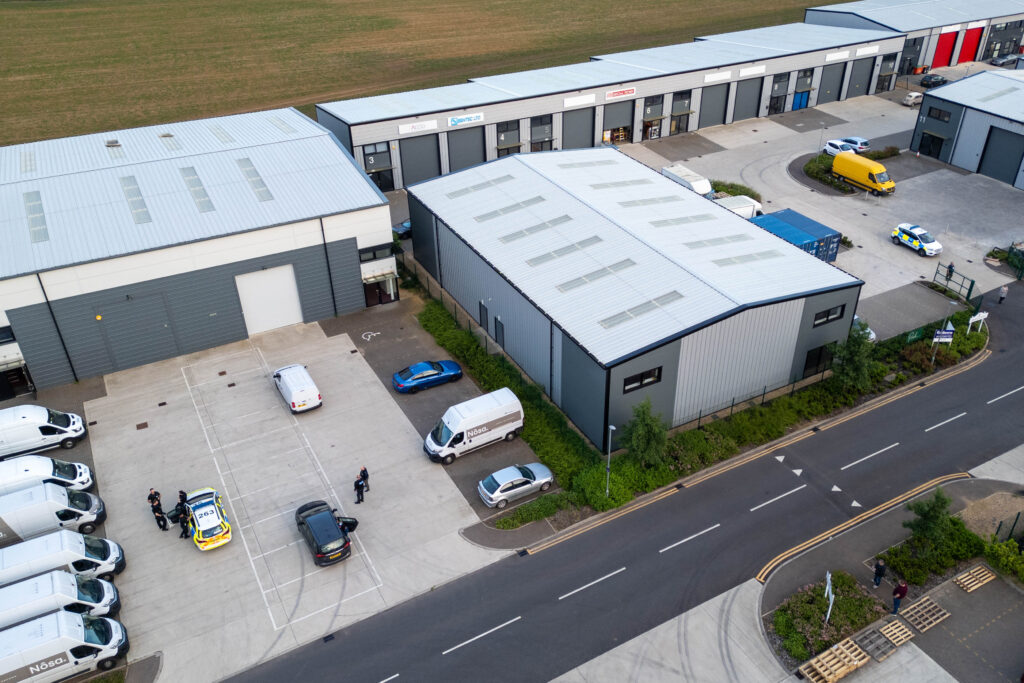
[393,220,412,239]
[902,92,923,107]
[295,501,357,566]
[853,314,877,343]
[477,463,553,509]
[840,137,870,153]
[392,360,462,393]
[273,364,322,413]
[989,54,1019,67]
[184,488,231,551]
[822,139,855,156]
[891,223,942,257]
[920,74,948,88]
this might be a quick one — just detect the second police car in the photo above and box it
[184,488,232,551]
[891,223,942,257]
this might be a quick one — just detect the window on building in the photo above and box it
[530,115,553,152]
[0,326,14,345]
[796,69,813,91]
[496,120,521,156]
[363,142,391,170]
[359,244,393,262]
[812,304,846,327]
[623,367,662,393]
[927,107,951,123]
[494,319,505,348]
[643,96,663,118]
[802,345,832,378]
[993,23,1007,31]
[479,302,489,335]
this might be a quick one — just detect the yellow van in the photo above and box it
[831,151,894,196]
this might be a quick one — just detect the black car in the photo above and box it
[920,74,948,88]
[295,501,358,566]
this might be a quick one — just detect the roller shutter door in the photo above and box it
[399,134,441,186]
[817,63,845,104]
[732,78,761,121]
[846,58,874,98]
[977,127,1024,185]
[957,28,983,64]
[447,127,485,173]
[932,32,957,68]
[603,101,633,129]
[563,108,595,149]
[698,84,728,128]
[235,265,304,336]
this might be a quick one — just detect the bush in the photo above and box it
[985,539,1024,582]
[710,180,762,202]
[667,428,738,474]
[621,398,669,468]
[572,462,633,511]
[803,154,856,194]
[863,146,900,161]
[493,491,582,529]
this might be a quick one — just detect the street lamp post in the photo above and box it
[605,424,616,498]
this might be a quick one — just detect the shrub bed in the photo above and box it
[985,539,1024,582]
[863,145,900,161]
[803,154,856,194]
[711,180,762,202]
[881,517,984,584]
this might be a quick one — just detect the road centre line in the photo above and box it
[750,485,806,512]
[380,675,400,683]
[659,524,721,554]
[442,616,522,655]
[924,412,967,432]
[840,443,900,471]
[988,385,1024,404]
[558,567,627,601]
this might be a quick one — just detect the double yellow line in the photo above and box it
[754,472,971,583]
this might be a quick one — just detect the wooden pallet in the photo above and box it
[797,638,870,682]
[901,596,950,633]
[954,564,996,593]
[853,628,897,662]
[880,619,914,646]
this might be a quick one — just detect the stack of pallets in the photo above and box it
[797,639,870,682]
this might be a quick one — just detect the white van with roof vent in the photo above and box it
[0,611,129,681]
[423,388,524,465]
[0,530,125,587]
[0,570,119,630]
[0,406,87,461]
[0,484,106,546]
[273,364,322,413]
[0,456,93,497]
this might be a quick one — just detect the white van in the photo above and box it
[0,531,125,587]
[423,388,524,465]
[0,456,93,497]
[0,611,129,681]
[273,364,322,413]
[0,406,87,461]
[0,485,106,546]
[0,571,119,630]
[661,163,713,197]
[713,195,765,219]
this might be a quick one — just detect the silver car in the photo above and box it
[478,463,553,509]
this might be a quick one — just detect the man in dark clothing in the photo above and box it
[147,488,161,507]
[354,478,365,504]
[178,490,187,506]
[946,262,955,280]
[359,467,370,493]
[892,579,908,614]
[176,502,190,538]
[873,558,887,588]
[153,505,169,531]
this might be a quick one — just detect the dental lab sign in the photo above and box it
[606,87,636,100]
[449,112,485,127]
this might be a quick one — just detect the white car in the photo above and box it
[902,92,923,107]
[823,139,855,156]
[853,314,877,343]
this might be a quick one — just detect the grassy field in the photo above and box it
[0,0,814,146]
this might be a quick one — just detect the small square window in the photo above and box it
[813,304,845,327]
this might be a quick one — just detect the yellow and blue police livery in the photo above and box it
[891,223,942,257]
[185,487,232,551]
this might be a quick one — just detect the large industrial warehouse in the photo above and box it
[910,70,1024,188]
[0,108,395,392]
[407,147,863,450]
[316,23,905,191]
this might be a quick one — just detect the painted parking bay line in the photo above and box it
[659,524,721,554]
[750,485,806,512]
[840,442,899,471]
[442,616,522,655]
[558,567,627,601]
[924,412,966,433]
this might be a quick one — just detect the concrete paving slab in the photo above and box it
[693,117,796,150]
[768,107,847,134]
[640,132,726,162]
[855,283,964,342]
[971,443,1024,486]
[777,642,959,683]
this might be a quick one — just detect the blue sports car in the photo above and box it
[392,360,462,393]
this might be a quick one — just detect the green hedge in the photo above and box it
[710,180,762,202]
[881,517,984,585]
[493,490,582,530]
[985,539,1024,582]
[863,145,900,161]
[803,154,856,194]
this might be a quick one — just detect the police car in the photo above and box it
[891,223,942,256]
[185,487,232,551]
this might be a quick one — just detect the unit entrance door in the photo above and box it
[235,264,304,335]
[919,133,944,159]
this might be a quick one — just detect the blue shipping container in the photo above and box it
[750,209,840,263]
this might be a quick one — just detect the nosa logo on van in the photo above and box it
[467,426,490,438]
[27,654,68,674]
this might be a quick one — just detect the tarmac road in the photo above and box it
[229,283,1024,683]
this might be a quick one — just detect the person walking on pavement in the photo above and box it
[354,477,365,504]
[359,466,370,493]
[892,579,908,614]
[873,558,887,588]
[999,284,1008,304]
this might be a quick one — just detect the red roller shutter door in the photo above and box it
[932,32,957,68]
[957,28,983,63]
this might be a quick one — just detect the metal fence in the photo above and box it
[933,261,975,300]
[1008,242,1024,280]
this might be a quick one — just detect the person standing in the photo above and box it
[147,488,161,507]
[872,558,887,588]
[999,284,1008,304]
[892,579,908,614]
[152,504,169,531]
[178,490,187,506]
[946,262,955,280]
[354,477,365,504]
[176,502,190,539]
[359,467,370,493]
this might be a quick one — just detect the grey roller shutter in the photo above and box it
[447,127,485,173]
[817,63,845,104]
[846,58,874,98]
[978,127,1024,185]
[733,78,761,121]
[698,84,728,128]
[603,101,633,129]
[399,134,441,186]
[563,108,595,149]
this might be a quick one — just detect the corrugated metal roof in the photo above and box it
[806,0,1024,32]
[597,23,899,72]
[470,60,657,99]
[0,109,387,280]
[925,69,1024,121]
[317,82,514,126]
[408,148,860,366]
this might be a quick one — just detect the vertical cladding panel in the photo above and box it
[409,196,440,280]
[447,127,486,172]
[435,225,551,392]
[950,109,1024,177]
[4,306,76,389]
[698,84,728,128]
[314,107,353,154]
[732,78,761,121]
[607,339,681,434]
[789,287,862,379]
[559,333,606,448]
[673,301,802,425]
[325,238,365,315]
[846,58,874,98]
[562,108,595,149]
[551,325,563,406]
[817,63,846,104]
[399,134,441,186]
[915,98,966,164]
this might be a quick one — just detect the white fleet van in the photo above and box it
[273,364,322,413]
[661,163,713,197]
[0,406,87,460]
[0,456,94,497]
[423,388,524,465]
[0,531,125,586]
[713,195,764,218]
[0,571,119,630]
[0,611,129,681]
[0,485,106,546]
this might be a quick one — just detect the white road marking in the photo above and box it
[659,524,721,554]
[274,584,381,630]
[227,483,277,501]
[792,469,803,477]
[749,484,807,512]
[239,509,290,529]
[840,442,900,471]
[924,412,966,432]
[831,485,842,492]
[558,567,627,600]
[442,616,522,655]
[987,385,1024,404]
[775,455,785,462]
[380,675,400,683]
[851,500,862,508]
[210,426,293,451]
[263,567,327,592]
[251,540,302,559]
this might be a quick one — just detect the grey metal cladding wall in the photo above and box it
[978,127,1024,186]
[607,338,680,439]
[563,108,595,149]
[551,325,563,405]
[733,78,762,121]
[4,305,76,388]
[314,107,353,154]
[559,332,606,448]
[789,286,862,379]
[448,127,485,172]
[951,109,1024,180]
[326,237,365,315]
[818,63,846,104]
[409,196,440,279]
[435,224,552,392]
[913,99,966,162]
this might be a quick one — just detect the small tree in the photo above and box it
[828,322,874,393]
[903,487,953,545]
[621,398,668,468]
